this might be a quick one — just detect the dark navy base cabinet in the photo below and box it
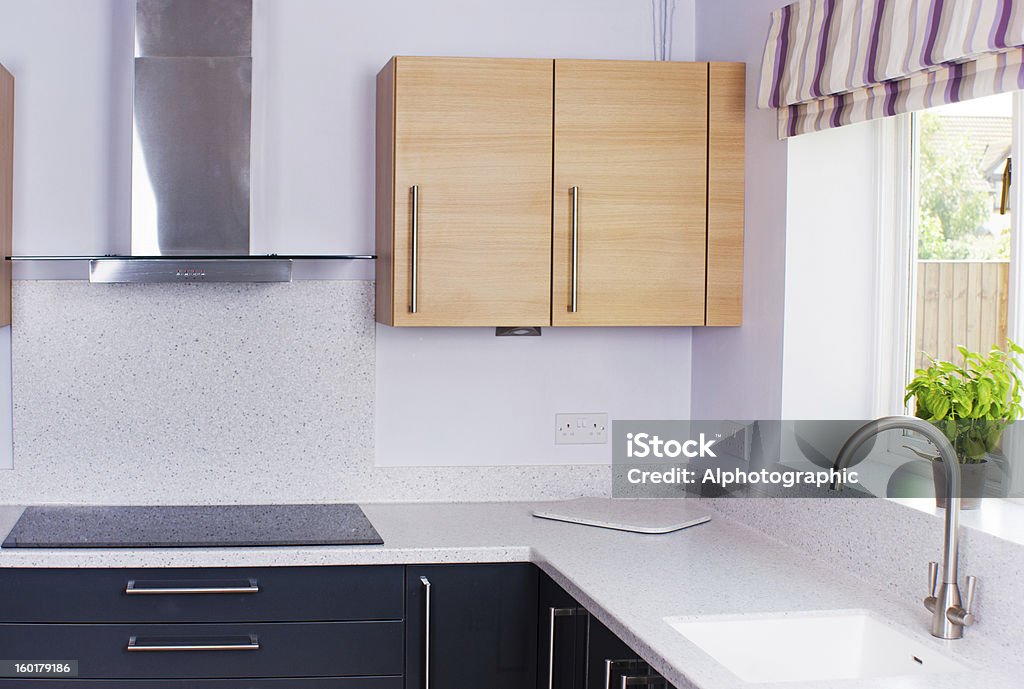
[0,566,404,686]
[0,621,403,679]
[537,573,674,689]
[0,564,665,689]
[406,564,539,689]
[0,680,402,689]
[538,573,584,689]
[0,566,403,623]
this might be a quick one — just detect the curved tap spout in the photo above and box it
[831,416,974,639]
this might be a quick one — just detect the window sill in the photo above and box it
[890,496,1024,547]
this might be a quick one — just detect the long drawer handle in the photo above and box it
[410,184,419,314]
[127,634,260,652]
[420,575,431,689]
[125,579,259,595]
[569,186,579,313]
[548,607,578,689]
[621,675,667,688]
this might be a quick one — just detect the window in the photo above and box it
[912,93,1013,375]
[881,92,1024,501]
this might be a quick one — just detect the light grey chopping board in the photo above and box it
[532,497,710,534]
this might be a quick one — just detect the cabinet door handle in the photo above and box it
[410,185,420,314]
[548,607,578,689]
[569,186,579,313]
[127,634,259,652]
[420,575,431,689]
[605,659,648,689]
[125,579,259,595]
[621,675,667,688]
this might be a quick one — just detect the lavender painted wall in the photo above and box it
[693,0,789,420]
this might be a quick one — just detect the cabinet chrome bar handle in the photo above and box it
[621,675,667,688]
[127,634,259,652]
[606,659,648,689]
[421,575,431,689]
[125,579,259,595]
[569,186,579,313]
[548,607,577,689]
[410,185,419,314]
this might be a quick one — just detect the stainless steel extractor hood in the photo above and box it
[8,0,374,280]
[132,0,253,258]
[117,0,278,282]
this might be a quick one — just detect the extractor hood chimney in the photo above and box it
[106,0,288,282]
[132,0,253,257]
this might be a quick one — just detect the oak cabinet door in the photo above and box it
[552,60,709,326]
[376,57,553,327]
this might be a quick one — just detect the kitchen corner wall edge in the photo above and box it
[705,61,745,327]
[0,64,12,327]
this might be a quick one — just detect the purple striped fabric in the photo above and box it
[866,0,887,83]
[777,46,1024,137]
[991,0,1011,47]
[922,0,945,67]
[770,4,794,108]
[759,0,1024,138]
[812,0,837,96]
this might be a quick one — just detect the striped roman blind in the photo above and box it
[759,0,1024,138]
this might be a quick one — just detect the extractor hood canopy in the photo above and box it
[9,0,374,282]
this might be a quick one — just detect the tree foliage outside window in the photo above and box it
[917,113,1010,260]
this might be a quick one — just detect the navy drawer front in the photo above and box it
[0,680,403,689]
[0,621,404,679]
[0,567,403,623]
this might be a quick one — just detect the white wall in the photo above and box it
[0,0,697,471]
[692,0,789,420]
[377,327,690,466]
[0,0,134,276]
[782,123,880,419]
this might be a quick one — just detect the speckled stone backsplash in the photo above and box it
[0,281,606,504]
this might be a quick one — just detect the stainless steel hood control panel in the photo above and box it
[89,259,293,283]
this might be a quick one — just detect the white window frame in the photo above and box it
[873,113,917,418]
[875,94,1024,502]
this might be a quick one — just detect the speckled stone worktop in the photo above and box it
[0,501,1017,689]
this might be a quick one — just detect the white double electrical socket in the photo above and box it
[555,413,608,445]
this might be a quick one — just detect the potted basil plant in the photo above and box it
[904,341,1023,509]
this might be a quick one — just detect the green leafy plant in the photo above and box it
[905,341,1024,463]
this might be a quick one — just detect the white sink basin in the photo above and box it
[665,610,968,684]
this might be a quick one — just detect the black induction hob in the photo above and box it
[1,504,383,548]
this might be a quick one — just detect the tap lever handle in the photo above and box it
[927,561,938,597]
[963,575,977,616]
[946,575,978,627]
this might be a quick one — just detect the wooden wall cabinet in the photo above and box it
[376,57,553,327]
[376,57,744,328]
[552,60,708,326]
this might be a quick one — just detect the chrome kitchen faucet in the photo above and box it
[831,416,978,640]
